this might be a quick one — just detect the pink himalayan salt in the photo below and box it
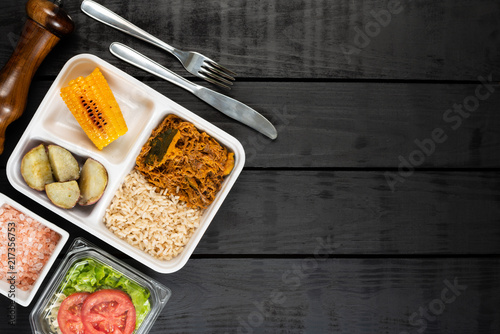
[0,204,60,291]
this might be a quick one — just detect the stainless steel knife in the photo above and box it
[109,42,278,140]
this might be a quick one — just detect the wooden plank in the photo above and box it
[1,81,499,168]
[160,81,500,169]
[0,0,499,80]
[1,170,499,255]
[0,258,498,333]
[199,170,500,255]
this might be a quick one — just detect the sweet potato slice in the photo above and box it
[78,158,108,206]
[47,145,80,182]
[21,144,54,191]
[45,180,80,209]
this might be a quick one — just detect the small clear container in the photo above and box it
[30,238,171,334]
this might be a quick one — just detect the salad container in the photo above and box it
[30,238,171,334]
[6,54,245,273]
[0,193,69,307]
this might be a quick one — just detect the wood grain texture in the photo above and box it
[0,0,499,80]
[0,0,498,333]
[0,258,498,333]
[0,21,61,154]
[0,0,74,153]
[1,170,498,255]
[197,170,500,255]
[1,81,499,168]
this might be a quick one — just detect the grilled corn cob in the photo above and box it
[60,68,128,150]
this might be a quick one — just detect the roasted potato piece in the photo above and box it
[21,144,54,191]
[47,145,80,182]
[78,158,108,206]
[45,180,80,209]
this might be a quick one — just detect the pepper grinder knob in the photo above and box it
[0,0,74,155]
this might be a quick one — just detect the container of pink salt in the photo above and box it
[0,193,69,306]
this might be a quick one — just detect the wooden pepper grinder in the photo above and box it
[0,0,74,155]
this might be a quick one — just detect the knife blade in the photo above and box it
[109,42,278,140]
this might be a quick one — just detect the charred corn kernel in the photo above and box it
[60,68,128,150]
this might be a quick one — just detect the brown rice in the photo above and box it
[103,169,202,260]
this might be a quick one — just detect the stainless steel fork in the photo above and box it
[81,0,236,89]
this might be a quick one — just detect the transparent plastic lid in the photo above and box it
[29,238,171,334]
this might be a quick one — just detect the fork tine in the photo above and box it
[202,62,236,81]
[199,68,234,88]
[200,67,234,85]
[198,71,232,89]
[204,59,237,77]
[202,64,236,82]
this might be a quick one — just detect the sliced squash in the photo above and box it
[141,128,181,170]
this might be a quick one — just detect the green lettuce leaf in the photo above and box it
[59,258,152,329]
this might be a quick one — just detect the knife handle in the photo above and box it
[0,0,74,155]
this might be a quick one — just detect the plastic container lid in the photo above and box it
[29,238,171,334]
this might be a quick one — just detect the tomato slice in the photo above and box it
[57,292,90,334]
[81,289,136,334]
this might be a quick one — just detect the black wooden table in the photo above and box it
[1,1,499,333]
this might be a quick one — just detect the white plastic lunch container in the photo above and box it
[7,54,245,273]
